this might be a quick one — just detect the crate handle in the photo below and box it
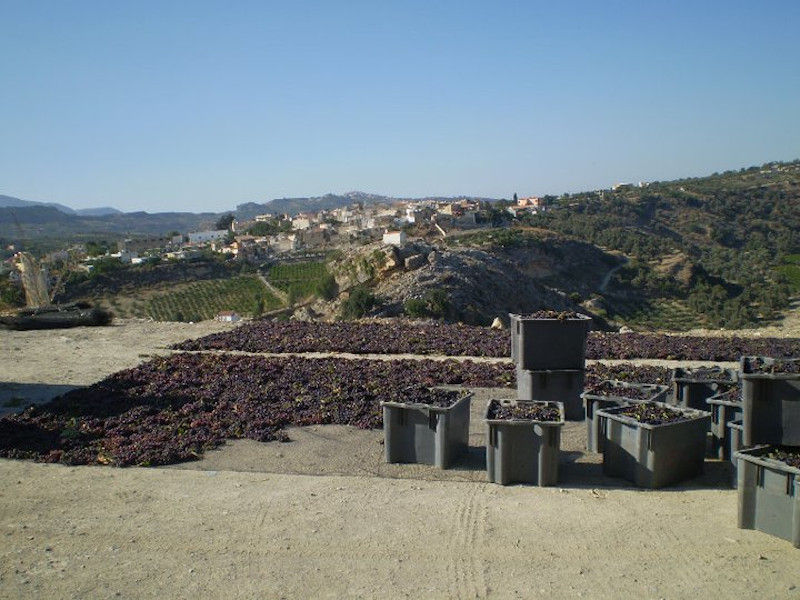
[428,411,438,430]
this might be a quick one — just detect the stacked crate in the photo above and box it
[734,356,800,548]
[509,312,592,421]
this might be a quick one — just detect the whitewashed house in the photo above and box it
[382,230,407,246]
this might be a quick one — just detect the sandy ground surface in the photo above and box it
[1,320,799,599]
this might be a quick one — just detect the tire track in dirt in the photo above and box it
[447,483,488,599]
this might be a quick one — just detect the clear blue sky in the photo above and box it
[2,1,798,212]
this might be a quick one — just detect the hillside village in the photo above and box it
[69,195,551,269]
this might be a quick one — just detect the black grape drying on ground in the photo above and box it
[768,448,800,469]
[616,404,690,425]
[744,357,800,375]
[383,387,470,408]
[0,354,512,467]
[487,400,560,422]
[172,320,511,357]
[171,319,800,361]
[584,380,661,401]
[0,350,744,469]
[588,333,800,361]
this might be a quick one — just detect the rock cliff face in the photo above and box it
[327,237,615,326]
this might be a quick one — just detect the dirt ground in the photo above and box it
[1,320,799,599]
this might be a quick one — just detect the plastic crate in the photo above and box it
[485,399,564,486]
[581,381,670,453]
[728,419,744,487]
[509,313,591,371]
[740,357,800,447]
[671,367,739,410]
[735,445,800,548]
[707,390,743,460]
[382,390,473,469]
[596,401,710,488]
[516,368,585,421]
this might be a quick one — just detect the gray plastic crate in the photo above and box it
[516,368,585,421]
[728,419,744,487]
[740,357,800,447]
[597,401,710,488]
[509,313,591,371]
[707,390,743,460]
[735,445,800,548]
[581,381,669,453]
[485,399,564,486]
[382,390,473,469]
[671,367,739,410]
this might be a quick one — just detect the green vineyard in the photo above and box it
[267,261,332,301]
[607,297,707,331]
[144,276,283,322]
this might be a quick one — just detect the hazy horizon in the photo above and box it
[2,1,799,212]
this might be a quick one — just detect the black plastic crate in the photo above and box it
[707,389,743,460]
[671,367,738,411]
[597,401,710,488]
[735,445,800,548]
[485,399,564,486]
[382,389,473,469]
[740,357,800,447]
[509,313,591,371]
[516,368,584,421]
[581,381,669,453]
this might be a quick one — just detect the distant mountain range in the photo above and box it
[0,194,220,244]
[0,194,122,217]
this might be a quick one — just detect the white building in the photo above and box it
[382,230,407,247]
[270,234,299,253]
[215,311,241,323]
[188,229,228,244]
[291,216,311,230]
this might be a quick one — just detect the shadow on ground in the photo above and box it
[168,386,735,491]
[0,382,82,417]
